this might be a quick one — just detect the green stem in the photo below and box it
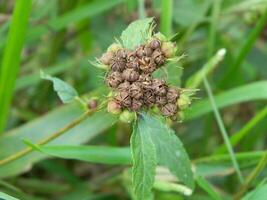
[203,76,244,183]
[234,152,267,199]
[160,0,173,37]
[0,0,32,133]
[138,0,146,19]
[0,109,95,166]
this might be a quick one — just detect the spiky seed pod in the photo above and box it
[153,79,167,96]
[110,59,126,72]
[167,87,179,103]
[161,103,177,117]
[129,82,143,99]
[106,71,123,88]
[116,49,128,60]
[152,49,165,66]
[149,39,161,50]
[155,95,167,105]
[107,99,122,114]
[127,57,139,70]
[161,41,177,58]
[139,62,156,74]
[136,45,145,58]
[116,91,132,108]
[138,74,152,82]
[122,68,139,82]
[143,90,155,106]
[131,98,143,111]
[100,51,113,65]
[144,46,153,57]
[118,81,130,91]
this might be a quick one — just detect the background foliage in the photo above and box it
[0,0,267,199]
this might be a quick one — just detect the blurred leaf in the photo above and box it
[0,192,19,200]
[154,180,193,196]
[29,144,131,165]
[140,113,195,190]
[120,18,153,49]
[131,120,157,200]
[242,183,267,200]
[0,98,117,178]
[0,0,32,132]
[196,176,222,200]
[185,81,267,120]
[173,0,210,27]
[41,71,78,104]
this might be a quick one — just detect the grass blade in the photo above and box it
[215,106,267,154]
[0,0,32,133]
[203,76,244,183]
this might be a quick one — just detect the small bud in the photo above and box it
[161,41,177,58]
[136,45,145,58]
[177,93,191,110]
[161,103,177,117]
[87,99,97,109]
[110,60,126,72]
[100,52,113,65]
[119,110,135,123]
[122,68,139,82]
[107,100,121,114]
[107,43,122,53]
[149,39,161,50]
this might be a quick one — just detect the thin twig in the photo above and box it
[0,109,95,166]
[234,152,267,200]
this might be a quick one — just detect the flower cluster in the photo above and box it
[99,37,184,119]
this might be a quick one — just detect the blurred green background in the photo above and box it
[0,0,267,199]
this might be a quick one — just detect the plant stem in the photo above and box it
[138,0,146,19]
[234,152,267,199]
[160,0,173,37]
[203,76,244,183]
[0,109,95,166]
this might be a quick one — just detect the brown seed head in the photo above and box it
[116,91,132,108]
[167,87,179,103]
[129,82,143,99]
[116,49,128,59]
[110,59,126,72]
[106,71,123,88]
[131,99,143,111]
[153,79,167,96]
[143,90,155,106]
[122,68,139,82]
[155,95,167,105]
[118,81,130,91]
[161,103,177,117]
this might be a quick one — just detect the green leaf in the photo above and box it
[0,89,117,178]
[120,18,153,49]
[27,143,131,165]
[185,81,267,120]
[0,0,32,133]
[40,71,78,104]
[140,113,195,190]
[0,192,20,200]
[196,176,222,200]
[242,183,267,200]
[131,120,157,200]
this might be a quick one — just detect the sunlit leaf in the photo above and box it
[0,192,19,200]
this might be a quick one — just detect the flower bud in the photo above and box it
[87,99,97,109]
[107,100,122,114]
[177,93,191,110]
[107,43,122,53]
[119,110,135,123]
[100,51,113,65]
[149,39,161,50]
[161,41,177,58]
